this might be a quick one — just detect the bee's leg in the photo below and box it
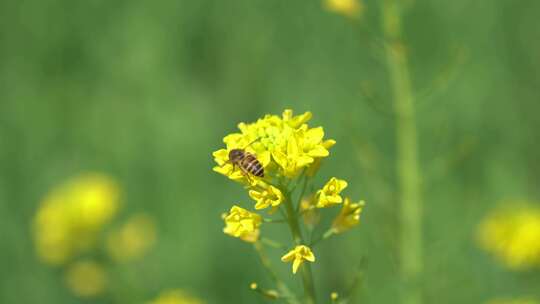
[239,166,253,185]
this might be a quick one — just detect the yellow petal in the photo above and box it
[307,145,329,157]
[306,127,324,143]
[281,250,296,262]
[287,136,299,156]
[292,258,302,274]
[296,155,314,168]
[304,252,316,262]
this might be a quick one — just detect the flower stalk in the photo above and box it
[381,1,423,304]
[283,192,316,304]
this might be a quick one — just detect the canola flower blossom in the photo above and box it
[316,177,348,208]
[249,182,284,211]
[148,289,204,304]
[213,109,366,302]
[477,202,540,270]
[223,205,262,243]
[64,260,107,298]
[281,245,316,274]
[213,109,335,181]
[332,198,366,234]
[33,173,121,265]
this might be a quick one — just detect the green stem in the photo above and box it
[283,193,316,304]
[381,1,423,304]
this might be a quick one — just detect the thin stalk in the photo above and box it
[254,242,300,304]
[381,1,423,304]
[283,193,316,304]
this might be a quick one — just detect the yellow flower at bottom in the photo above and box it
[332,198,365,233]
[148,289,204,304]
[223,206,262,243]
[316,177,348,208]
[64,260,107,298]
[281,245,316,274]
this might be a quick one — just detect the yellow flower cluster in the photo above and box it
[213,109,335,181]
[148,289,205,304]
[33,173,159,299]
[477,203,540,270]
[215,109,365,284]
[33,173,120,265]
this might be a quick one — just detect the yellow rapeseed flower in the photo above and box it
[332,198,365,233]
[33,173,120,265]
[281,245,316,274]
[64,260,107,298]
[477,203,540,270]
[223,205,262,243]
[212,109,335,181]
[106,213,157,262]
[148,289,204,304]
[316,177,348,208]
[249,182,284,211]
[324,0,363,19]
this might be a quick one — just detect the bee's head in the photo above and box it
[228,149,244,163]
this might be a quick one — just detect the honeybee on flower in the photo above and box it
[213,109,366,302]
[212,109,334,182]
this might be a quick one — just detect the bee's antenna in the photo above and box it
[243,137,262,150]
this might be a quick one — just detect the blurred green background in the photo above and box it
[1,0,540,303]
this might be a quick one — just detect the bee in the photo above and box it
[227,139,264,180]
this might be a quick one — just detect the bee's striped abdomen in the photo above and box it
[240,153,264,177]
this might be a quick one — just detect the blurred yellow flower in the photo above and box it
[212,109,335,181]
[107,213,156,262]
[33,173,120,265]
[332,198,365,233]
[64,260,107,298]
[485,298,538,304]
[316,177,348,208]
[281,245,316,274]
[223,205,262,243]
[249,183,284,211]
[477,203,540,270]
[324,0,363,19]
[148,289,204,304]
